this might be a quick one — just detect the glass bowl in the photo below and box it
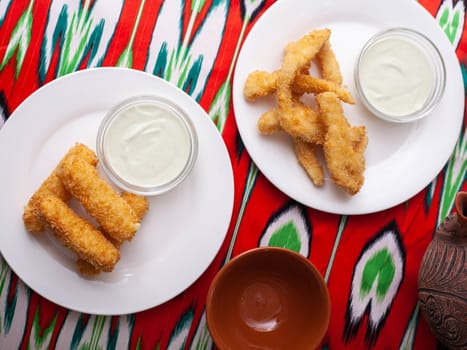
[96,95,198,196]
[355,28,446,123]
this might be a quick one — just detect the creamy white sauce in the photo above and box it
[104,103,191,187]
[359,36,434,117]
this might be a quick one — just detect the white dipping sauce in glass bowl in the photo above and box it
[355,28,445,123]
[97,95,198,196]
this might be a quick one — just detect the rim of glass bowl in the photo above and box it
[96,95,199,196]
[354,27,446,123]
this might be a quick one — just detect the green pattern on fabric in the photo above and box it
[31,308,58,349]
[0,0,33,77]
[82,316,106,350]
[439,129,467,223]
[440,6,459,43]
[360,248,395,301]
[209,81,231,132]
[192,0,206,13]
[194,323,211,350]
[116,0,146,68]
[59,11,93,75]
[438,1,463,44]
[268,222,301,253]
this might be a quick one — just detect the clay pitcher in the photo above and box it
[418,191,467,349]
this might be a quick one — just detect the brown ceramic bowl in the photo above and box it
[206,247,331,350]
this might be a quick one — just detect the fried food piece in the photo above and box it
[243,70,354,104]
[121,192,150,219]
[277,29,331,108]
[316,39,343,85]
[77,192,149,276]
[58,156,140,243]
[258,108,368,149]
[257,103,324,143]
[293,74,354,103]
[350,126,369,154]
[278,103,325,144]
[39,196,120,272]
[317,92,366,195]
[76,259,102,277]
[244,70,279,102]
[244,28,367,194]
[293,139,324,186]
[257,109,282,135]
[23,143,98,233]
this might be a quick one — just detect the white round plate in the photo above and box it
[0,68,234,315]
[233,0,464,214]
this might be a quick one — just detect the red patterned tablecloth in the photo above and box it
[0,0,465,349]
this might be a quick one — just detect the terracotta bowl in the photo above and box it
[206,247,330,350]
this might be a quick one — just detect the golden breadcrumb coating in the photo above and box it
[120,192,149,219]
[294,139,325,186]
[76,259,102,276]
[58,156,140,243]
[39,196,120,272]
[23,143,98,233]
[278,102,325,145]
[317,92,367,195]
[277,28,331,109]
[257,109,282,135]
[243,70,279,102]
[244,70,354,104]
[316,39,343,85]
[76,192,149,276]
[293,74,354,104]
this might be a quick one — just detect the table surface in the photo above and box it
[0,0,465,349]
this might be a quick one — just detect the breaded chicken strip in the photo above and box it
[278,103,325,144]
[58,156,140,243]
[77,192,150,276]
[257,109,282,135]
[293,74,353,103]
[316,92,367,195]
[23,143,98,233]
[293,139,325,186]
[277,28,331,109]
[244,70,354,104]
[316,39,343,85]
[39,196,120,272]
[350,126,369,154]
[257,104,324,144]
[244,70,279,101]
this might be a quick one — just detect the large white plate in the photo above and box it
[0,68,234,315]
[233,0,464,214]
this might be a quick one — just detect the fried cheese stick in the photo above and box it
[121,192,150,218]
[316,92,366,195]
[39,196,120,272]
[244,70,354,104]
[58,156,140,243]
[77,192,149,276]
[23,143,98,233]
